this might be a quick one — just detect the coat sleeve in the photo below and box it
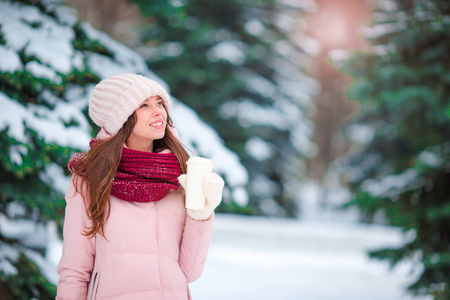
[178,211,214,283]
[56,177,95,300]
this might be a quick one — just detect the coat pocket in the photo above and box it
[89,272,99,300]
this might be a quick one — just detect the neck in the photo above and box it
[126,137,154,152]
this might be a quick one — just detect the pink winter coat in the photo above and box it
[56,176,214,300]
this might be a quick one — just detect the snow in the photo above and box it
[244,19,266,36]
[1,207,432,300]
[242,70,278,99]
[250,175,280,197]
[345,124,376,145]
[371,44,391,56]
[269,56,319,103]
[80,22,167,87]
[245,137,274,161]
[0,1,94,160]
[0,213,62,282]
[231,187,249,207]
[259,198,282,215]
[138,42,186,61]
[276,0,317,12]
[39,163,72,195]
[0,2,436,299]
[171,99,249,191]
[273,39,295,56]
[190,214,431,300]
[296,180,326,218]
[0,93,30,143]
[21,221,62,284]
[0,1,76,74]
[362,168,424,198]
[52,5,78,27]
[5,201,27,217]
[418,150,443,167]
[0,240,20,276]
[24,246,60,284]
[293,32,321,56]
[329,49,352,61]
[207,40,247,65]
[361,22,407,39]
[78,20,250,195]
[25,61,63,84]
[295,179,360,222]
[9,144,28,166]
[218,90,316,158]
[0,45,22,73]
[372,12,407,23]
[64,84,95,107]
[343,153,383,184]
[290,122,317,157]
[0,92,92,148]
[0,214,46,244]
[0,0,249,206]
[219,99,290,130]
[273,12,297,32]
[159,42,185,57]
[360,1,422,40]
[377,0,399,12]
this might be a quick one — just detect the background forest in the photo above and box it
[0,0,448,299]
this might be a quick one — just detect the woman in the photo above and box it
[56,74,224,300]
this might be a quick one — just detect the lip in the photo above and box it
[149,119,165,129]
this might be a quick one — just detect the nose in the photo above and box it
[151,105,163,116]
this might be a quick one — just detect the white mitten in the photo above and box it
[178,173,224,221]
[178,174,187,189]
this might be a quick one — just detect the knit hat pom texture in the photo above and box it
[89,74,171,136]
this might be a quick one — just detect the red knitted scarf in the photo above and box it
[68,140,182,203]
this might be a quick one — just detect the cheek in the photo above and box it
[131,114,147,133]
[134,110,143,122]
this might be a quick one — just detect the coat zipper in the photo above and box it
[90,272,98,300]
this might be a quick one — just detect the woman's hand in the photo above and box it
[178,173,224,221]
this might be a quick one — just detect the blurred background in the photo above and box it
[0,0,448,299]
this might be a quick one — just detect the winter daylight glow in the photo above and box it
[1,0,447,299]
[314,11,349,49]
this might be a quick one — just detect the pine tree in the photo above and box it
[0,1,98,297]
[340,0,450,298]
[130,0,317,216]
[0,0,248,297]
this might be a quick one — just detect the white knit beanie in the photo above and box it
[88,74,171,136]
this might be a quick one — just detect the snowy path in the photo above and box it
[190,214,431,300]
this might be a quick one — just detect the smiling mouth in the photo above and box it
[150,121,164,127]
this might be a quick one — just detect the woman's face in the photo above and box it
[126,96,168,152]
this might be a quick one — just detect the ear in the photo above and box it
[168,124,181,141]
[97,127,113,140]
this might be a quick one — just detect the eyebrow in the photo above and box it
[140,97,163,104]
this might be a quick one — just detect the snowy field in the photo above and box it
[190,214,431,300]
[2,212,432,300]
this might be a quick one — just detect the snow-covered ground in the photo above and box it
[190,214,431,300]
[2,211,431,300]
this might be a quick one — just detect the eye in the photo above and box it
[157,100,164,106]
[140,103,148,108]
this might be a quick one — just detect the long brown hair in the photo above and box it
[71,110,189,239]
